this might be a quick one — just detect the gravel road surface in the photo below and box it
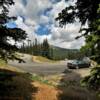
[8,54,67,75]
[8,54,90,76]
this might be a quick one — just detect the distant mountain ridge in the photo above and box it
[51,45,79,51]
[49,45,80,60]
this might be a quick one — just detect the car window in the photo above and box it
[78,61,85,64]
[72,60,85,64]
[72,60,78,64]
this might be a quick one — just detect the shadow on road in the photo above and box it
[0,69,38,100]
[57,69,98,100]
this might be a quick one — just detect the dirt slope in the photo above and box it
[33,82,59,100]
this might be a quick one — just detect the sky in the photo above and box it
[7,0,85,49]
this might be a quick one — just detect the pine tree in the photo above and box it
[42,39,50,57]
[56,0,100,91]
[56,0,100,63]
[0,0,27,62]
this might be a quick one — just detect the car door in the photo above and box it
[78,61,85,68]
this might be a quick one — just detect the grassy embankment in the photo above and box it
[0,59,37,99]
[33,56,60,63]
[0,59,6,66]
[0,59,57,100]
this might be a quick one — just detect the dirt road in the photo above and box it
[8,54,67,75]
[8,54,90,76]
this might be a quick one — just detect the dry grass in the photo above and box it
[45,74,63,86]
[31,71,98,100]
[33,82,59,100]
[32,81,98,100]
[0,59,6,66]
[0,58,23,72]
[0,65,23,72]
[73,68,91,77]
[33,56,59,63]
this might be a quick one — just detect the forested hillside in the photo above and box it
[19,39,87,60]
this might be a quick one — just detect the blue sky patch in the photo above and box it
[35,24,51,35]
[43,7,52,16]
[38,7,52,17]
[6,22,17,28]
[50,0,62,4]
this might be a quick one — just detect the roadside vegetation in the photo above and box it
[56,0,100,99]
[0,62,37,99]
[20,38,89,61]
[0,59,6,66]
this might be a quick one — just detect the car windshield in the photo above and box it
[72,60,85,64]
[72,60,79,64]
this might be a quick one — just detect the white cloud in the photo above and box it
[15,16,51,44]
[51,24,80,41]
[9,0,26,16]
[8,0,85,49]
[15,16,35,41]
[39,15,49,24]
[49,0,67,18]
[25,18,36,26]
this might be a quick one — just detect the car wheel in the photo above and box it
[76,66,79,69]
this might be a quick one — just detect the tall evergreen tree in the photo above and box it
[33,38,38,55]
[42,39,50,57]
[0,0,27,61]
[56,0,100,90]
[56,0,100,63]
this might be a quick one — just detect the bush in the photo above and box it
[58,86,97,100]
[0,69,37,100]
[81,66,100,90]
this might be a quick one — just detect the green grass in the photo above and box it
[0,59,6,66]
[31,74,55,86]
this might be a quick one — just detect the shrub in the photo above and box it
[81,66,100,90]
[58,86,97,100]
